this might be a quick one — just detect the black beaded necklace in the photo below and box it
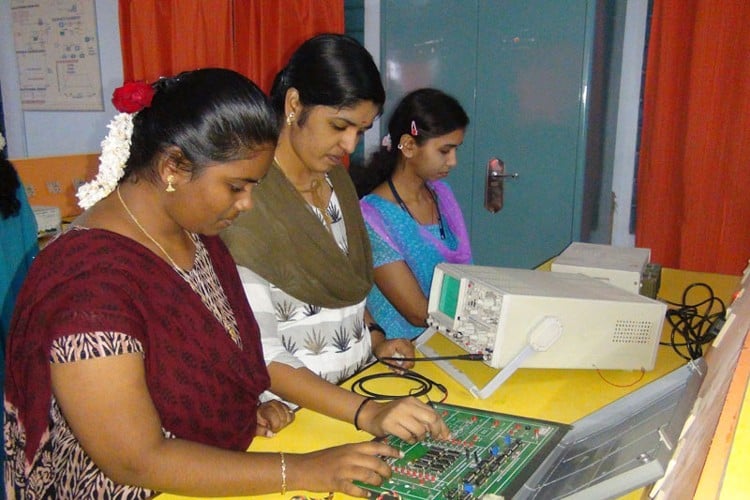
[387,177,446,240]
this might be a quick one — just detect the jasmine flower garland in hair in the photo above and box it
[76,113,134,209]
[76,81,155,210]
[0,132,6,151]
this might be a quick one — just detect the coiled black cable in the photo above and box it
[660,282,726,360]
[350,353,484,402]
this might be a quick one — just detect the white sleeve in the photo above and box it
[236,265,304,369]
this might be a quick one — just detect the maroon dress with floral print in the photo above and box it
[4,228,270,499]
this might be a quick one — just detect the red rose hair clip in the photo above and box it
[111,81,156,113]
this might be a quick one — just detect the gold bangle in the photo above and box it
[280,451,287,495]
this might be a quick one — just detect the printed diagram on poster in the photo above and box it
[11,0,103,111]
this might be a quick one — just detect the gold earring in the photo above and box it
[165,174,176,193]
[286,112,295,126]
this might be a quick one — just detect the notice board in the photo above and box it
[10,0,103,111]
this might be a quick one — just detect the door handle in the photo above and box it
[485,157,519,213]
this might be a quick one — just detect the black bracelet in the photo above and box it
[353,397,374,431]
[367,322,386,336]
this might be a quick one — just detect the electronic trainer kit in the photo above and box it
[357,402,569,500]
[357,358,705,500]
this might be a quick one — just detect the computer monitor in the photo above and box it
[417,264,667,398]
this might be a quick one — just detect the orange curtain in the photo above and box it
[635,1,750,275]
[118,0,344,91]
[234,1,344,93]
[119,0,236,83]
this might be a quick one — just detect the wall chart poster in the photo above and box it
[11,0,103,111]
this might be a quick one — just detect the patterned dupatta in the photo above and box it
[360,180,473,266]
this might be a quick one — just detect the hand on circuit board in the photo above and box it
[358,397,451,443]
[288,441,401,498]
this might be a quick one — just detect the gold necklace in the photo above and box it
[117,186,242,345]
[275,156,333,228]
[117,185,187,270]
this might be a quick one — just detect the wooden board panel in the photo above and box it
[12,153,99,218]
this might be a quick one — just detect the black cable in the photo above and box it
[349,355,480,403]
[659,282,726,360]
[351,369,447,401]
[354,354,482,401]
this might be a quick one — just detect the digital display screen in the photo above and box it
[438,273,460,320]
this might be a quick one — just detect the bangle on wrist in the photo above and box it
[279,451,287,495]
[353,397,374,431]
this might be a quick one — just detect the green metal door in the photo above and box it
[381,0,596,268]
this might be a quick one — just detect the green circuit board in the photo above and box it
[357,402,570,500]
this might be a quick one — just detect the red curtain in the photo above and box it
[635,0,750,275]
[234,1,345,93]
[118,0,344,92]
[119,0,235,83]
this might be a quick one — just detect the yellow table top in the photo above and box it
[721,380,750,498]
[158,267,741,500]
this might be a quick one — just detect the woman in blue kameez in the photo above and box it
[0,135,38,349]
[356,89,472,340]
